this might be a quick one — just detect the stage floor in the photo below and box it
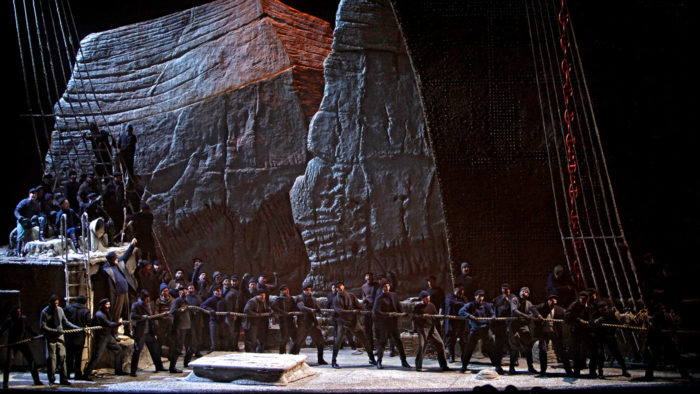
[4,348,697,392]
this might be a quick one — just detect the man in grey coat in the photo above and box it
[40,294,79,385]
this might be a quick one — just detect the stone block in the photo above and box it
[189,352,316,385]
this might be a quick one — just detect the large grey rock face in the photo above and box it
[46,0,332,286]
[290,0,449,293]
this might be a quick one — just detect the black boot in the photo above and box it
[376,355,383,369]
[70,232,82,254]
[539,351,548,375]
[317,347,328,365]
[401,358,411,369]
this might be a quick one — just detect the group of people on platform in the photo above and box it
[10,123,146,257]
[1,257,690,389]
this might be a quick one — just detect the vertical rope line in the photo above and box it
[542,0,616,300]
[37,0,77,176]
[525,0,573,277]
[50,0,94,176]
[12,0,45,172]
[567,10,643,307]
[538,0,598,290]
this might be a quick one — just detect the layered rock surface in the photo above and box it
[46,0,332,286]
[290,0,449,292]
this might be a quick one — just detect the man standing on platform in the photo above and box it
[100,238,137,335]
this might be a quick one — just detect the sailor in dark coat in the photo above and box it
[40,294,79,385]
[565,290,594,377]
[412,290,449,372]
[271,285,298,354]
[95,238,137,333]
[533,294,572,376]
[492,283,516,368]
[223,275,242,351]
[331,282,377,368]
[169,286,194,372]
[129,290,165,376]
[1,306,42,388]
[293,285,328,364]
[243,289,271,353]
[82,299,126,380]
[185,284,205,356]
[200,286,225,352]
[458,290,503,374]
[590,301,629,377]
[508,287,537,374]
[643,302,689,380]
[360,272,379,353]
[372,281,411,369]
[116,123,137,178]
[444,283,468,363]
[64,295,91,379]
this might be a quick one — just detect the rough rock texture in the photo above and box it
[190,352,315,384]
[290,0,449,293]
[46,0,332,288]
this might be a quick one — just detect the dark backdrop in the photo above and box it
[2,0,696,297]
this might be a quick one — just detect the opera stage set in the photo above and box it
[1,0,697,392]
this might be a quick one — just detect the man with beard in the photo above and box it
[169,286,194,371]
[64,295,91,379]
[186,284,205,356]
[293,285,328,365]
[243,289,271,353]
[533,294,572,376]
[129,290,166,376]
[331,282,377,368]
[271,285,298,354]
[455,262,475,296]
[508,287,537,374]
[492,283,516,369]
[444,283,468,363]
[458,290,502,374]
[40,294,79,385]
[2,306,43,388]
[81,299,127,380]
[155,284,174,352]
[372,281,411,369]
[168,269,190,295]
[412,291,449,372]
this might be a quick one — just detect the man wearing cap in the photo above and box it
[331,282,377,368]
[130,290,166,376]
[360,272,379,354]
[372,281,411,369]
[169,285,194,372]
[243,289,271,353]
[412,290,449,371]
[62,170,80,210]
[186,283,205,356]
[257,272,280,294]
[207,271,225,298]
[155,284,174,351]
[508,287,537,374]
[168,269,190,296]
[14,187,47,254]
[492,283,516,369]
[458,290,503,374]
[39,295,79,385]
[102,172,125,230]
[222,276,242,351]
[565,290,594,377]
[64,295,91,379]
[201,286,225,352]
[116,123,137,178]
[326,282,353,350]
[533,293,572,376]
[271,285,298,354]
[82,299,127,380]
[99,238,137,332]
[80,192,109,222]
[455,262,475,296]
[293,285,328,364]
[55,198,82,254]
[444,283,468,363]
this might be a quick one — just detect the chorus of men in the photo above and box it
[2,259,690,388]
